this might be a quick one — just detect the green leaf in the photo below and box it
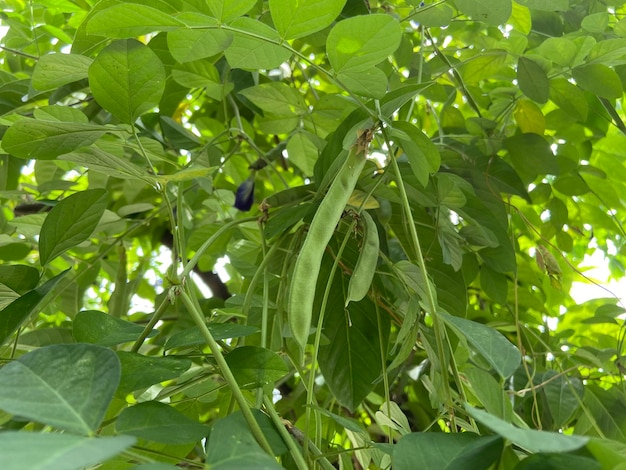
[86,4,184,38]
[163,324,259,350]
[549,78,588,121]
[537,37,577,67]
[393,433,503,470]
[224,18,292,70]
[458,50,508,84]
[326,14,402,74]
[172,60,221,88]
[441,312,521,378]
[318,262,388,411]
[269,0,347,40]
[39,189,108,266]
[2,119,110,160]
[206,411,284,469]
[515,0,568,10]
[207,0,257,23]
[89,39,166,123]
[0,432,135,470]
[517,56,550,103]
[504,133,559,183]
[286,132,318,175]
[336,67,388,98]
[167,16,232,63]
[466,405,589,453]
[117,352,192,394]
[0,265,39,294]
[0,271,67,346]
[116,401,209,444]
[572,64,623,99]
[586,437,626,470]
[238,82,307,116]
[73,310,156,346]
[456,0,512,26]
[581,12,608,33]
[31,53,92,91]
[225,346,288,389]
[542,370,583,428]
[392,121,440,187]
[59,146,154,183]
[463,366,513,421]
[0,344,120,435]
[480,266,508,304]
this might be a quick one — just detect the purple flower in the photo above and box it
[234,176,255,211]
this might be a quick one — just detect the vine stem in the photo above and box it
[380,125,456,429]
[178,289,274,456]
[262,396,309,470]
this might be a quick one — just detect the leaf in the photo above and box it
[2,119,110,160]
[207,0,257,23]
[463,366,513,421]
[167,16,233,63]
[164,324,259,350]
[224,17,292,70]
[572,64,623,99]
[86,4,184,37]
[441,312,521,378]
[0,432,135,470]
[238,82,307,116]
[455,0,512,26]
[89,39,166,123]
[39,189,108,266]
[206,411,284,469]
[459,50,508,84]
[326,14,402,74]
[0,264,39,294]
[59,146,154,183]
[172,60,221,88]
[542,370,584,428]
[336,67,389,99]
[391,121,440,187]
[286,132,318,175]
[269,0,346,40]
[504,133,559,183]
[393,433,503,470]
[517,56,550,103]
[537,37,577,67]
[0,344,120,435]
[318,261,389,411]
[225,346,288,389]
[116,401,209,444]
[117,352,192,394]
[466,405,589,453]
[0,271,68,346]
[73,310,156,346]
[514,99,545,135]
[549,78,588,121]
[31,53,92,91]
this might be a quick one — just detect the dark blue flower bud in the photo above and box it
[234,176,255,211]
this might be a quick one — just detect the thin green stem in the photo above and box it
[130,295,172,353]
[178,289,274,456]
[381,126,456,429]
[182,217,257,279]
[262,395,309,470]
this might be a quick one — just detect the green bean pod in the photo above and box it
[345,210,379,306]
[288,130,371,351]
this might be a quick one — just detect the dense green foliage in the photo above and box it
[0,0,626,468]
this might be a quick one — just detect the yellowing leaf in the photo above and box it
[514,100,545,135]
